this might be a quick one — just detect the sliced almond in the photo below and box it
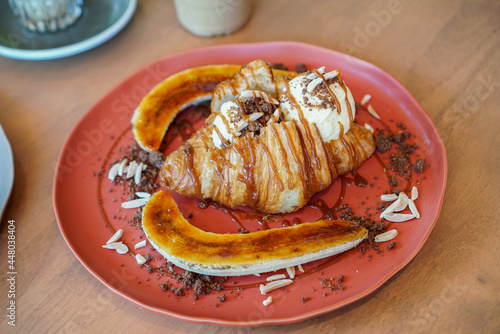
[408,199,420,218]
[236,121,249,133]
[306,72,317,80]
[103,242,129,254]
[393,192,409,212]
[134,240,147,249]
[108,163,120,181]
[126,161,138,179]
[260,279,294,295]
[134,162,143,185]
[297,264,305,273]
[121,197,149,209]
[317,66,325,74]
[361,94,372,106]
[380,196,403,218]
[383,213,415,222]
[286,266,296,279]
[375,229,398,242]
[263,296,273,306]
[307,77,322,93]
[380,194,398,202]
[106,229,123,244]
[364,123,374,133]
[135,254,147,266]
[135,192,151,198]
[249,112,264,122]
[367,104,381,120]
[118,159,128,177]
[267,274,286,282]
[411,186,419,201]
[323,70,339,80]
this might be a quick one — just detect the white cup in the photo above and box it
[173,0,253,37]
[9,0,83,33]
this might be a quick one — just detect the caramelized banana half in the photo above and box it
[132,64,297,152]
[142,191,368,276]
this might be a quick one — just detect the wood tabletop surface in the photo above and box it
[0,0,499,333]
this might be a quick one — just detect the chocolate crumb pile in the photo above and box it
[154,260,225,297]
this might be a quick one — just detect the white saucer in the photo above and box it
[0,0,137,61]
[0,125,14,220]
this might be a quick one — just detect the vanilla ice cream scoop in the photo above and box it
[279,67,356,142]
[212,90,280,148]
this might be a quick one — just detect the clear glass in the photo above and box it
[9,0,83,33]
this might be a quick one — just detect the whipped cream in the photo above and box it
[279,68,356,142]
[212,90,279,148]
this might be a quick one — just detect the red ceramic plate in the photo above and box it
[53,42,446,327]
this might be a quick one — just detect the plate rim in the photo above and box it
[0,0,137,61]
[0,124,14,220]
[53,41,448,327]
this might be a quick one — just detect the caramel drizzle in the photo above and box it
[182,142,202,198]
[282,122,309,196]
[338,78,354,126]
[255,135,284,192]
[269,124,294,190]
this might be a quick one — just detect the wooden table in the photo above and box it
[1,0,499,332]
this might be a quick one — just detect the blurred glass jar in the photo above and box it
[8,0,83,33]
[173,0,252,37]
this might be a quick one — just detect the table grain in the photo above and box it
[0,0,499,333]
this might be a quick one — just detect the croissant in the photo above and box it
[159,60,375,213]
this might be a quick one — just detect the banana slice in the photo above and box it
[142,190,368,276]
[132,63,298,152]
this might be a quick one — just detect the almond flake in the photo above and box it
[306,72,317,80]
[134,240,147,249]
[297,264,305,273]
[267,274,286,282]
[260,279,293,295]
[135,192,151,198]
[108,163,120,181]
[249,112,264,122]
[323,70,339,80]
[383,213,415,222]
[118,159,128,177]
[106,229,123,244]
[115,243,129,254]
[121,197,148,209]
[263,296,273,306]
[381,194,398,201]
[367,104,381,120]
[380,196,402,218]
[286,266,296,279]
[307,77,322,93]
[408,199,420,218]
[134,162,143,185]
[375,229,398,242]
[135,254,147,266]
[317,66,325,74]
[393,192,409,212]
[236,121,249,133]
[411,186,419,201]
[126,161,138,179]
[364,123,374,133]
[102,242,129,254]
[361,94,372,106]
